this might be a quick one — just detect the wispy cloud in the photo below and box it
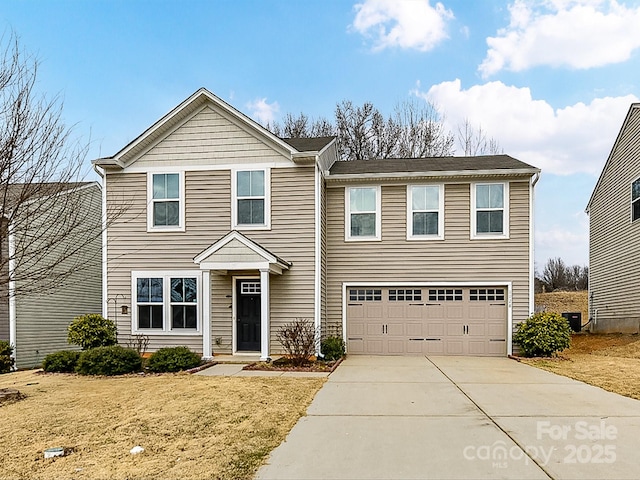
[351,0,454,51]
[413,79,638,175]
[480,0,640,77]
[246,98,279,125]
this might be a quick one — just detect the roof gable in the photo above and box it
[586,103,640,212]
[98,88,297,168]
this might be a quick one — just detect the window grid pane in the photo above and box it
[351,213,376,236]
[237,171,266,225]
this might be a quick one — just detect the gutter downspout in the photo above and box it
[529,172,540,316]
[314,155,322,356]
[93,164,108,319]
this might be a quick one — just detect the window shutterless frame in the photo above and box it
[470,182,509,239]
[345,186,381,241]
[632,177,640,222]
[131,270,202,335]
[231,168,271,230]
[407,184,444,240]
[146,171,185,232]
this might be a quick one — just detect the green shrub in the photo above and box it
[321,335,345,361]
[76,345,142,376]
[0,340,14,374]
[42,350,81,373]
[147,346,202,373]
[513,311,572,357]
[68,314,117,350]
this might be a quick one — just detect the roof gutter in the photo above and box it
[326,168,540,182]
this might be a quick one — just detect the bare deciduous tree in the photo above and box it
[0,33,122,297]
[536,257,588,292]
[457,118,503,156]
[268,98,456,161]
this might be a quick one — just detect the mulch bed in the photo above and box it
[244,357,343,372]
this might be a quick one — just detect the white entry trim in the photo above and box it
[232,275,260,356]
[341,281,514,356]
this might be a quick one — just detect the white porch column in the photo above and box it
[202,270,212,359]
[260,268,270,361]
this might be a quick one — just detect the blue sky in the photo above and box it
[3,0,640,268]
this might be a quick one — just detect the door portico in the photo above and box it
[193,231,290,360]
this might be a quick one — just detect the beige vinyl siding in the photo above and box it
[14,185,102,368]
[105,166,316,354]
[134,106,290,168]
[0,220,8,341]
[589,106,640,333]
[325,180,532,334]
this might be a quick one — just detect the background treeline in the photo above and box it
[535,257,588,293]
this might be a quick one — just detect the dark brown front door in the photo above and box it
[236,280,261,351]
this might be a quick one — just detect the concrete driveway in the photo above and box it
[255,355,640,480]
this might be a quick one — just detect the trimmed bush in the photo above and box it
[513,311,572,357]
[68,314,117,350]
[146,346,202,373]
[42,350,81,373]
[0,340,14,374]
[76,345,142,376]
[321,336,345,361]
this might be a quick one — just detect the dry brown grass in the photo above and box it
[535,290,588,323]
[522,333,640,400]
[0,370,325,480]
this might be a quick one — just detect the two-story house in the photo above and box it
[94,88,540,359]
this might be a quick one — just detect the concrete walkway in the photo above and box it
[255,355,640,480]
[195,362,329,378]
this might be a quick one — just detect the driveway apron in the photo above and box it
[255,355,640,480]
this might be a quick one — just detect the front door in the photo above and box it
[236,279,261,351]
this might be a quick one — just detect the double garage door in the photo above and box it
[346,286,507,356]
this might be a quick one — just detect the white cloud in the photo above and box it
[246,98,279,125]
[414,79,638,175]
[351,0,454,51]
[535,225,589,266]
[480,0,640,77]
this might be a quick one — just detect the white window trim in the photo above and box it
[345,185,381,242]
[131,270,202,335]
[146,171,185,232]
[632,177,640,223]
[471,182,509,240]
[406,184,444,240]
[231,168,271,230]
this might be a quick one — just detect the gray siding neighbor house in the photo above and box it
[94,88,540,359]
[586,103,640,333]
[0,182,103,368]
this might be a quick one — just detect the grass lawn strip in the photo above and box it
[0,370,325,480]
[522,334,640,401]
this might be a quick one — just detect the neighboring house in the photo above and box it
[586,103,640,333]
[0,182,103,368]
[94,88,540,359]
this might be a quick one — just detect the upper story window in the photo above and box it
[346,186,381,241]
[471,182,509,239]
[633,178,640,222]
[233,169,270,229]
[407,185,444,240]
[147,172,184,232]
[133,271,200,334]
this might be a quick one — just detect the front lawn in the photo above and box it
[0,370,325,480]
[522,333,640,400]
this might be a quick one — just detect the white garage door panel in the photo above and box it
[346,286,507,356]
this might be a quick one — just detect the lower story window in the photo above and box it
[133,272,200,333]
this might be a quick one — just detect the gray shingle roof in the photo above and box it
[282,137,335,152]
[329,155,538,175]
